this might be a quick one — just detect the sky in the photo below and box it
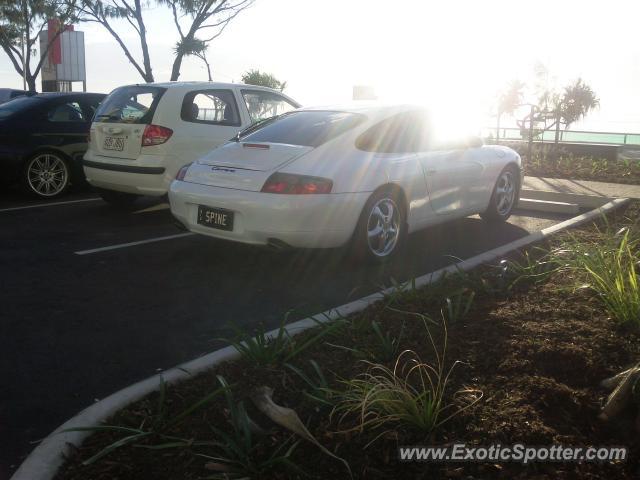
[2,0,640,132]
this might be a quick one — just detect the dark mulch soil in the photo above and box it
[56,204,640,480]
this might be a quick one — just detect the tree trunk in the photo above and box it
[134,0,154,83]
[496,113,501,144]
[198,54,212,81]
[26,75,36,92]
[170,52,183,81]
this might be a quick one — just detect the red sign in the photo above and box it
[48,19,74,65]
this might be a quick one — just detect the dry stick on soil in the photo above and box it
[251,386,352,477]
[599,362,640,421]
[600,366,640,391]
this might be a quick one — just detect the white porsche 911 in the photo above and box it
[169,104,522,262]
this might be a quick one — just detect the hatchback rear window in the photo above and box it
[240,111,365,147]
[94,85,165,124]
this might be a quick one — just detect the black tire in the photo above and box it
[97,188,140,209]
[22,152,71,198]
[351,188,407,263]
[480,164,520,223]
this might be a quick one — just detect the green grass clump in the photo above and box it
[332,315,481,446]
[223,314,346,366]
[197,376,301,479]
[556,224,640,327]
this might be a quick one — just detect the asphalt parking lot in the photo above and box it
[0,188,570,476]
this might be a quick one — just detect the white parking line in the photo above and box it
[75,232,195,255]
[0,197,101,213]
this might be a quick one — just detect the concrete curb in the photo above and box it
[10,197,631,480]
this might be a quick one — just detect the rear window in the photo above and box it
[94,85,165,124]
[240,111,365,147]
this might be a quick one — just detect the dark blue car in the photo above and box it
[0,92,105,198]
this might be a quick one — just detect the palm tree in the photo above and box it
[496,80,525,143]
[556,78,599,143]
[174,37,212,81]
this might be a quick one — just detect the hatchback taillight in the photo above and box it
[142,124,173,147]
[261,173,333,194]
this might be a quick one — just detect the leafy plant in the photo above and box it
[497,248,559,291]
[382,276,418,307]
[555,225,640,326]
[198,376,302,479]
[443,289,475,324]
[332,315,481,446]
[371,319,405,362]
[223,314,345,366]
[329,317,406,364]
[285,360,336,407]
[224,319,294,366]
[64,378,227,465]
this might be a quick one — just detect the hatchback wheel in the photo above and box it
[24,153,70,198]
[353,189,407,263]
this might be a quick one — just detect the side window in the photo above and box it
[181,89,240,126]
[356,112,429,153]
[241,90,297,123]
[47,102,86,123]
[83,99,102,121]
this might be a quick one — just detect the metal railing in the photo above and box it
[483,127,640,146]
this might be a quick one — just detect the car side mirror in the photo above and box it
[466,136,484,148]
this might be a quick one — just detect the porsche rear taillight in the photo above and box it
[261,173,333,194]
[142,124,173,147]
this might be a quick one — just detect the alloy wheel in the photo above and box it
[495,170,516,216]
[27,154,69,197]
[366,197,401,257]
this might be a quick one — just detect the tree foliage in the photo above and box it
[501,71,599,147]
[241,69,286,91]
[495,79,524,142]
[0,0,79,91]
[77,0,253,83]
[78,0,155,82]
[535,78,599,144]
[162,0,254,81]
[497,79,524,116]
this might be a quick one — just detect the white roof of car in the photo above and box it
[127,81,282,92]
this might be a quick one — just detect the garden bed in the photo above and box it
[56,204,640,480]
[524,156,640,185]
[508,142,640,184]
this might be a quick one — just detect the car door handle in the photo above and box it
[425,169,437,174]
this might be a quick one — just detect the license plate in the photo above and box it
[197,205,234,231]
[103,136,125,151]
